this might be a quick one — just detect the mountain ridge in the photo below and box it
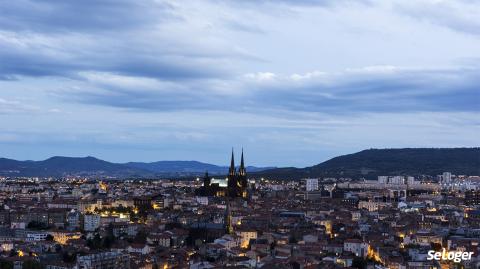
[254,147,480,179]
[0,156,272,178]
[125,160,272,174]
[0,148,478,179]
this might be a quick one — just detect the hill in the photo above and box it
[0,156,150,177]
[125,161,272,175]
[255,148,480,180]
[1,148,478,179]
[0,157,272,178]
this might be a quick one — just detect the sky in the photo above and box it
[0,0,479,167]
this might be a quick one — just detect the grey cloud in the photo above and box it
[0,31,234,80]
[263,68,480,114]
[0,0,176,33]
[395,1,480,36]
[62,65,480,115]
[216,0,371,8]
[0,1,258,81]
[224,20,266,34]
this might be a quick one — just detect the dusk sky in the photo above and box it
[1,0,479,167]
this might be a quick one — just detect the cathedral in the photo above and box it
[196,149,248,199]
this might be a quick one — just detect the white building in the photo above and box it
[77,252,130,269]
[389,176,405,185]
[305,178,319,192]
[351,211,361,221]
[26,231,48,241]
[358,201,391,212]
[127,244,152,255]
[407,176,420,185]
[84,214,101,232]
[442,172,452,184]
[214,234,239,249]
[344,239,369,257]
[196,196,209,205]
[378,176,388,184]
[67,209,81,229]
[236,230,257,248]
[378,176,406,185]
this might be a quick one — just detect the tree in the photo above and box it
[102,235,113,248]
[431,242,442,252]
[22,260,43,269]
[133,230,148,244]
[290,261,300,269]
[87,233,102,250]
[288,235,297,244]
[27,221,48,230]
[62,250,77,263]
[9,249,17,257]
[352,257,367,269]
[0,259,13,269]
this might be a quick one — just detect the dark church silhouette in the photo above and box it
[196,149,248,199]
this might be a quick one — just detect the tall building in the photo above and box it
[465,190,480,206]
[305,178,319,192]
[84,214,100,232]
[442,172,452,184]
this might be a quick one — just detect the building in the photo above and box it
[343,239,369,257]
[196,149,249,199]
[26,231,49,241]
[84,214,101,232]
[67,210,81,230]
[407,176,419,185]
[133,196,152,212]
[465,190,480,206]
[305,178,319,192]
[76,251,130,269]
[442,172,452,184]
[358,201,390,212]
[378,176,388,184]
[226,149,248,199]
[236,229,257,248]
[379,176,405,185]
[49,230,81,245]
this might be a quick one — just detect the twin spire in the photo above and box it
[229,148,246,176]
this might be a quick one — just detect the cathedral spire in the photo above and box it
[203,170,211,186]
[239,148,246,176]
[229,148,236,176]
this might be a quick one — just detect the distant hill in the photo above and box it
[254,148,480,180]
[0,156,272,178]
[1,148,478,179]
[125,161,272,175]
[0,156,150,177]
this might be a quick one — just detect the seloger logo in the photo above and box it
[427,248,474,263]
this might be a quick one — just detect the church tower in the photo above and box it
[197,149,249,199]
[203,171,211,187]
[239,149,246,176]
[227,148,237,198]
[228,149,236,177]
[226,148,248,199]
[238,149,248,198]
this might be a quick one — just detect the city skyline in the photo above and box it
[1,0,479,166]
